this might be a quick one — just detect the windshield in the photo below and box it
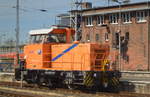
[29,34,66,44]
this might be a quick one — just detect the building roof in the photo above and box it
[57,13,70,17]
[82,1,150,11]
[71,1,150,16]
[82,6,150,16]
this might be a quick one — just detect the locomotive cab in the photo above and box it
[24,26,75,69]
[28,26,75,44]
[15,25,75,79]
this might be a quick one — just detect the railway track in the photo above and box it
[0,89,36,97]
[0,81,150,97]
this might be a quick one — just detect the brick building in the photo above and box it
[70,2,150,71]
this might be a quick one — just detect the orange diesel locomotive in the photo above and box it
[15,26,120,90]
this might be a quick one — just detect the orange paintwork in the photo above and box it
[24,27,109,71]
[24,43,109,71]
[24,43,51,69]
[50,28,75,43]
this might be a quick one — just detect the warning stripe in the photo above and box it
[113,77,119,84]
[84,72,94,87]
[86,79,94,86]
[110,77,119,87]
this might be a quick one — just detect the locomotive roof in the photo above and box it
[29,26,67,35]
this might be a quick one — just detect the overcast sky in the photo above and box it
[0,0,148,43]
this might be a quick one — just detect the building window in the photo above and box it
[122,12,131,23]
[95,34,99,42]
[86,16,93,26]
[125,32,129,40]
[109,13,119,24]
[86,34,90,42]
[97,15,104,25]
[113,32,119,49]
[136,11,146,22]
[105,32,109,41]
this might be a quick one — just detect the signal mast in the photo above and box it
[70,0,83,41]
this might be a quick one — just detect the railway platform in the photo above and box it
[120,71,150,94]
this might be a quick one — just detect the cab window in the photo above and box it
[30,35,46,43]
[29,34,66,44]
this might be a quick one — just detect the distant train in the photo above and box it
[15,26,120,91]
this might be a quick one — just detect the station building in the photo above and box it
[69,1,150,71]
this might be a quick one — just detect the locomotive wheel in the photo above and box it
[47,79,53,88]
[67,84,76,90]
[26,80,33,84]
[103,81,108,88]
